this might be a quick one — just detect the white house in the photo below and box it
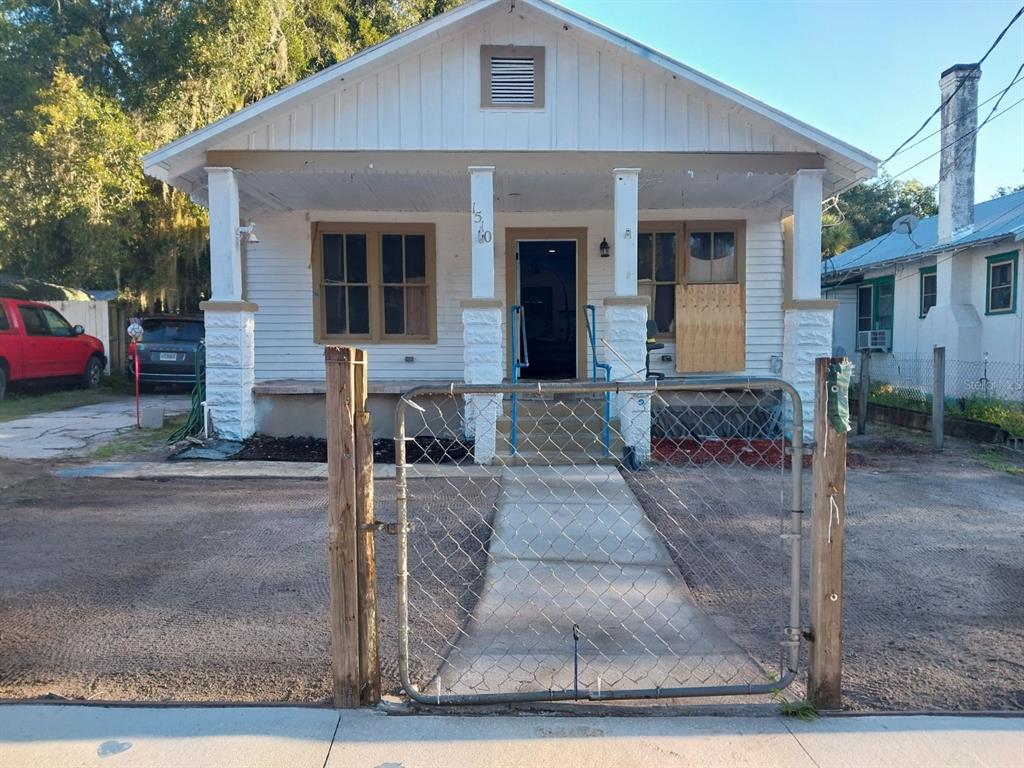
[824,64,1024,394]
[143,0,877,447]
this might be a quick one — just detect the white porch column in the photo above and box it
[605,168,650,462]
[201,166,257,442]
[783,168,832,440]
[463,166,501,464]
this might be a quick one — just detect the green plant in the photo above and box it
[770,689,818,721]
[868,381,930,412]
[952,396,1024,437]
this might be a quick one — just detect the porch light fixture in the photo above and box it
[237,222,259,244]
[599,237,610,258]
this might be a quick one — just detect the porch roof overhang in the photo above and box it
[190,150,826,215]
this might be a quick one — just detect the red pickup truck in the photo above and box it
[0,298,106,399]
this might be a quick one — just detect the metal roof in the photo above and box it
[822,189,1024,282]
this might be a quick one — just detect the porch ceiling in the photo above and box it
[191,150,825,215]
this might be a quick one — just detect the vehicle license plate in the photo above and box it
[159,352,178,362]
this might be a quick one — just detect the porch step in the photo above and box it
[502,397,611,418]
[494,450,622,467]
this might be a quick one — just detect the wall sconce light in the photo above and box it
[237,222,259,244]
[599,237,610,258]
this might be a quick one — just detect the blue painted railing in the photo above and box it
[509,304,529,454]
[584,305,612,457]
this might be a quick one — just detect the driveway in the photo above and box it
[0,395,189,459]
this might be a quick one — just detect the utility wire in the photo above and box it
[878,4,1024,167]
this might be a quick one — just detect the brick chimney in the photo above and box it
[937,64,981,243]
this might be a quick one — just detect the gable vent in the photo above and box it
[481,45,545,108]
[490,57,536,104]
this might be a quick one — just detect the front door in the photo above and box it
[516,240,576,380]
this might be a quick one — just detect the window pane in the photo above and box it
[991,262,1012,288]
[345,234,367,283]
[876,282,894,329]
[639,282,655,319]
[405,235,426,284]
[42,308,73,336]
[655,233,676,281]
[19,307,48,336]
[922,273,937,314]
[382,235,403,283]
[688,232,712,283]
[857,286,872,332]
[0,307,8,331]
[991,285,1012,310]
[324,286,346,334]
[637,234,653,281]
[348,286,369,334]
[383,286,405,334]
[654,284,675,334]
[712,232,737,282]
[323,234,343,282]
[406,286,429,336]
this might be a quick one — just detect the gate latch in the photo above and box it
[365,521,414,535]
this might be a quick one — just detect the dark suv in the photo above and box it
[127,316,204,391]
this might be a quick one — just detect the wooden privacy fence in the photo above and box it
[325,346,380,707]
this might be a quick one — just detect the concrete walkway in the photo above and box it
[436,465,760,698]
[0,396,190,459]
[1,706,1020,768]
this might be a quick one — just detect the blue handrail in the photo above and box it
[509,305,529,454]
[584,305,612,457]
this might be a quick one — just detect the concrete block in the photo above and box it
[140,407,165,430]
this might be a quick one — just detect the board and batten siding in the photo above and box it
[213,6,816,157]
[245,208,784,381]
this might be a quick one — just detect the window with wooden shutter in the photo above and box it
[674,222,746,373]
[481,45,545,108]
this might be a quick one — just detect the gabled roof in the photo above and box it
[822,189,1024,283]
[143,0,877,186]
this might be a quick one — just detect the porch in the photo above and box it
[195,150,834,442]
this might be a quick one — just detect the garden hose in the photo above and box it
[168,341,206,443]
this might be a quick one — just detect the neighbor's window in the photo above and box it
[638,230,678,336]
[986,252,1017,315]
[314,224,435,342]
[481,45,545,108]
[919,266,937,317]
[857,276,894,348]
[857,284,873,333]
[687,228,739,284]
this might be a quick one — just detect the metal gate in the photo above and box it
[394,378,805,705]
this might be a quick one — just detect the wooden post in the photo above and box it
[857,350,870,435]
[808,356,848,710]
[933,346,945,450]
[325,346,361,708]
[352,349,381,705]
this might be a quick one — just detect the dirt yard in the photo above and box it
[630,428,1024,712]
[1,428,1022,710]
[0,465,495,703]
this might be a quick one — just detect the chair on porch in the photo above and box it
[646,320,665,381]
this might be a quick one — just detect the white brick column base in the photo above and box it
[782,308,832,441]
[201,302,257,441]
[462,302,504,464]
[604,300,651,462]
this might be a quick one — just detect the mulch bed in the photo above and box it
[652,437,815,468]
[234,434,473,464]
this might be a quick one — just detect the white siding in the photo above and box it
[217,6,824,157]
[247,208,784,381]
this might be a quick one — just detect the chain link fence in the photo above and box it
[392,379,805,705]
[853,353,1024,443]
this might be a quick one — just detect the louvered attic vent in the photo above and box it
[481,45,545,108]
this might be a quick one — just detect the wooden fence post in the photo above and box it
[933,346,945,450]
[352,349,381,705]
[808,356,848,710]
[325,346,361,708]
[857,350,870,435]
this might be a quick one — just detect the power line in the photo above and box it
[878,5,1024,167]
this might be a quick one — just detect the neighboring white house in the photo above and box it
[143,0,876,446]
[823,64,1024,395]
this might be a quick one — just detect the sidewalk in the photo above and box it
[0,395,190,459]
[438,465,759,697]
[1,705,1020,767]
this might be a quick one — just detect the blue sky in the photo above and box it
[559,0,1024,201]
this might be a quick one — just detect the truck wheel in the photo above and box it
[0,365,6,400]
[81,356,103,389]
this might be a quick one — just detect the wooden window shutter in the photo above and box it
[674,283,745,372]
